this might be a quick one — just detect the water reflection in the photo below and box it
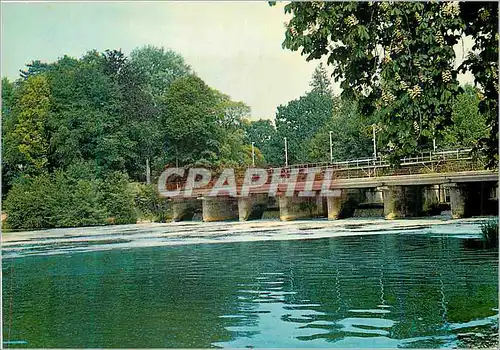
[3,232,498,348]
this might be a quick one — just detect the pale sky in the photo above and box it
[1,1,473,119]
[1,1,336,119]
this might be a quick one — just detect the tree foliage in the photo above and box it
[275,91,334,164]
[307,100,374,162]
[442,84,488,148]
[242,119,280,165]
[13,75,51,174]
[3,163,136,230]
[2,45,258,228]
[274,1,498,166]
[310,62,332,95]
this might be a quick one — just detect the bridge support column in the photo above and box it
[326,189,363,220]
[238,194,268,221]
[279,195,325,221]
[202,196,239,222]
[448,184,468,219]
[447,183,496,218]
[171,198,201,222]
[380,185,423,220]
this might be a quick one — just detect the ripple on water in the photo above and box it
[2,221,498,348]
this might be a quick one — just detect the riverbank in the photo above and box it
[3,216,496,258]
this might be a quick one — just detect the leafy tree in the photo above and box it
[13,75,51,174]
[129,45,192,102]
[273,1,498,166]
[459,3,499,167]
[213,90,254,166]
[3,165,136,230]
[242,119,282,166]
[307,100,373,162]
[99,172,137,225]
[310,63,332,95]
[161,75,224,166]
[1,78,24,195]
[19,60,50,79]
[44,51,136,174]
[442,84,488,148]
[4,173,57,229]
[275,91,334,164]
[133,183,170,222]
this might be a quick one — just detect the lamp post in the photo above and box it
[284,137,288,167]
[372,124,377,159]
[329,131,333,163]
[251,142,255,167]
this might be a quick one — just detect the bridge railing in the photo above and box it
[282,148,474,173]
[164,148,483,189]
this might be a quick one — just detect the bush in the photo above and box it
[99,172,137,225]
[133,183,170,222]
[480,219,499,247]
[4,174,57,230]
[4,167,137,230]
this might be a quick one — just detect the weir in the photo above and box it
[278,195,325,221]
[448,182,498,218]
[171,198,201,222]
[380,185,424,220]
[238,194,268,221]
[326,189,364,220]
[202,196,239,222]
[159,151,498,222]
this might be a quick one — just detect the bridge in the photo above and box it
[159,149,499,222]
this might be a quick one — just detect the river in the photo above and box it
[2,218,498,348]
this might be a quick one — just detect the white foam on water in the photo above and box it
[2,217,494,258]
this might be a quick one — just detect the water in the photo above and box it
[2,220,498,348]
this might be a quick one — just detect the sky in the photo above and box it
[1,1,473,119]
[1,1,336,119]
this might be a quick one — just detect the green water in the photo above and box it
[2,231,498,348]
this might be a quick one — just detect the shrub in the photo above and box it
[4,174,57,230]
[99,172,137,225]
[133,183,170,222]
[3,168,137,230]
[480,219,499,247]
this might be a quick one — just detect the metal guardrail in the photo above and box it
[165,148,485,190]
[274,148,475,174]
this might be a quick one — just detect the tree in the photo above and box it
[442,84,488,148]
[310,63,332,95]
[161,75,224,166]
[13,75,51,174]
[42,51,137,175]
[242,119,282,166]
[19,60,50,79]
[212,90,254,166]
[129,45,192,102]
[307,99,373,162]
[273,1,498,166]
[275,91,334,164]
[2,78,25,196]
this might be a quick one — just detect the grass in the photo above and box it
[480,219,499,247]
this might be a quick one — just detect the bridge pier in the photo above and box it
[380,185,424,220]
[238,194,268,221]
[279,195,325,221]
[171,198,201,222]
[447,183,498,218]
[202,196,239,222]
[326,189,363,220]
